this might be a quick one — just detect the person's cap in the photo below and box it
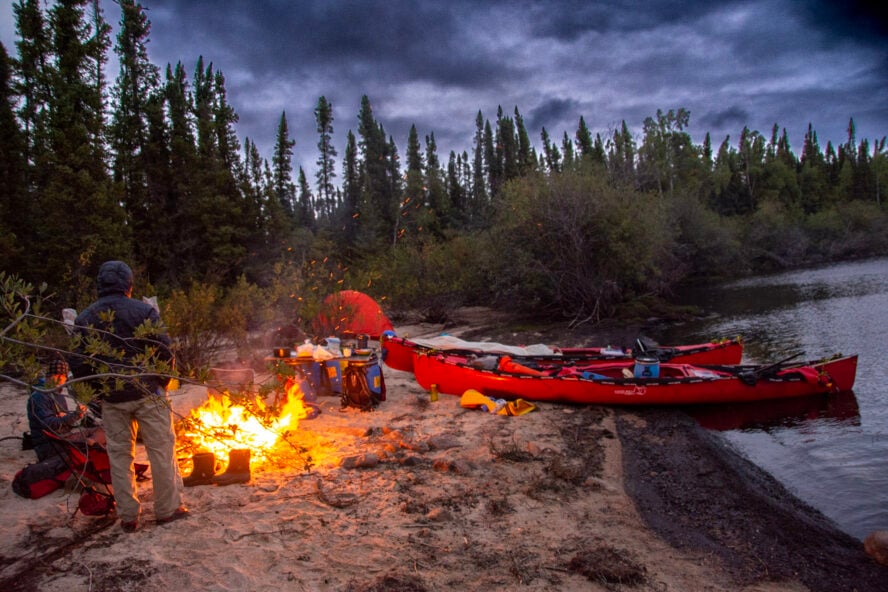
[47,357,69,377]
[97,260,134,296]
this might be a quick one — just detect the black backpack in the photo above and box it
[341,361,385,411]
[12,455,71,499]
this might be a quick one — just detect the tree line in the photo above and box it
[2,0,886,326]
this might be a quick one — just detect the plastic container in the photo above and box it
[325,359,343,394]
[430,383,439,402]
[296,339,314,357]
[325,337,341,357]
[633,355,660,378]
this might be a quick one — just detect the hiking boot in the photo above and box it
[183,452,216,487]
[156,506,189,525]
[212,449,251,486]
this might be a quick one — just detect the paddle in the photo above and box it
[738,351,805,385]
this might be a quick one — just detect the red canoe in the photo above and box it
[411,351,857,406]
[381,334,743,373]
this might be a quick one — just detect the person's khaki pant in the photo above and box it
[102,395,184,522]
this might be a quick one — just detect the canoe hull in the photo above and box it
[412,353,857,406]
[381,335,743,373]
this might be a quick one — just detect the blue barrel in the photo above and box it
[288,359,322,399]
[325,359,343,394]
[285,361,317,403]
[633,355,660,378]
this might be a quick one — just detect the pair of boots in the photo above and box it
[183,449,251,487]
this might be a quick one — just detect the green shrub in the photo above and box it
[483,171,676,324]
[356,233,489,321]
[805,201,888,259]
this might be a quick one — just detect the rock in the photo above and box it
[426,507,453,522]
[864,530,888,566]
[339,453,379,469]
[426,434,461,450]
[432,458,473,475]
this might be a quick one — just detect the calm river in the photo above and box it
[651,256,888,541]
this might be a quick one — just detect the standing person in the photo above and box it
[72,261,187,532]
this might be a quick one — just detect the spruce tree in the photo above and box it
[471,111,488,212]
[403,124,425,237]
[514,106,533,176]
[0,42,27,276]
[195,63,248,281]
[575,116,593,158]
[425,132,448,233]
[561,132,574,171]
[37,0,125,290]
[272,111,296,216]
[314,96,337,217]
[447,150,467,226]
[213,69,241,172]
[483,118,499,197]
[385,134,404,245]
[12,0,52,175]
[296,167,314,229]
[497,107,519,182]
[356,95,395,246]
[110,0,163,281]
[339,130,360,244]
[540,127,561,173]
[163,61,197,282]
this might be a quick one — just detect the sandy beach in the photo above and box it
[1,312,884,592]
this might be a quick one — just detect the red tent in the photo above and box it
[313,290,394,339]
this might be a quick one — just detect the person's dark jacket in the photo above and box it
[72,261,173,403]
[26,379,84,461]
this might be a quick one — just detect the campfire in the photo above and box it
[177,374,312,465]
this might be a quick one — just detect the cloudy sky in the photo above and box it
[2,0,886,177]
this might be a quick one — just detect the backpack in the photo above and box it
[12,455,72,499]
[341,360,386,411]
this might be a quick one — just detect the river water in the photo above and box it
[649,256,888,541]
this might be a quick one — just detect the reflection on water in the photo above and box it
[687,390,861,432]
[651,257,888,540]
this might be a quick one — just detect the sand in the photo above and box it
[1,314,884,592]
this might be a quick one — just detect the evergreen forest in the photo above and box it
[2,0,887,349]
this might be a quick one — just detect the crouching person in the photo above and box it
[72,261,187,532]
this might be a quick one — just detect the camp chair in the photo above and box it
[43,430,148,517]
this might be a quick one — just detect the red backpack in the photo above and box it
[12,456,71,499]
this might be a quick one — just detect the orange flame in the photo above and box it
[179,379,310,463]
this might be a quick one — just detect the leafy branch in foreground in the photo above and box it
[1,273,179,406]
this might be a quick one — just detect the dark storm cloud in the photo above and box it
[137,0,527,163]
[701,106,751,135]
[527,98,582,133]
[3,0,884,176]
[525,0,741,38]
[144,0,514,89]
[799,0,888,45]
